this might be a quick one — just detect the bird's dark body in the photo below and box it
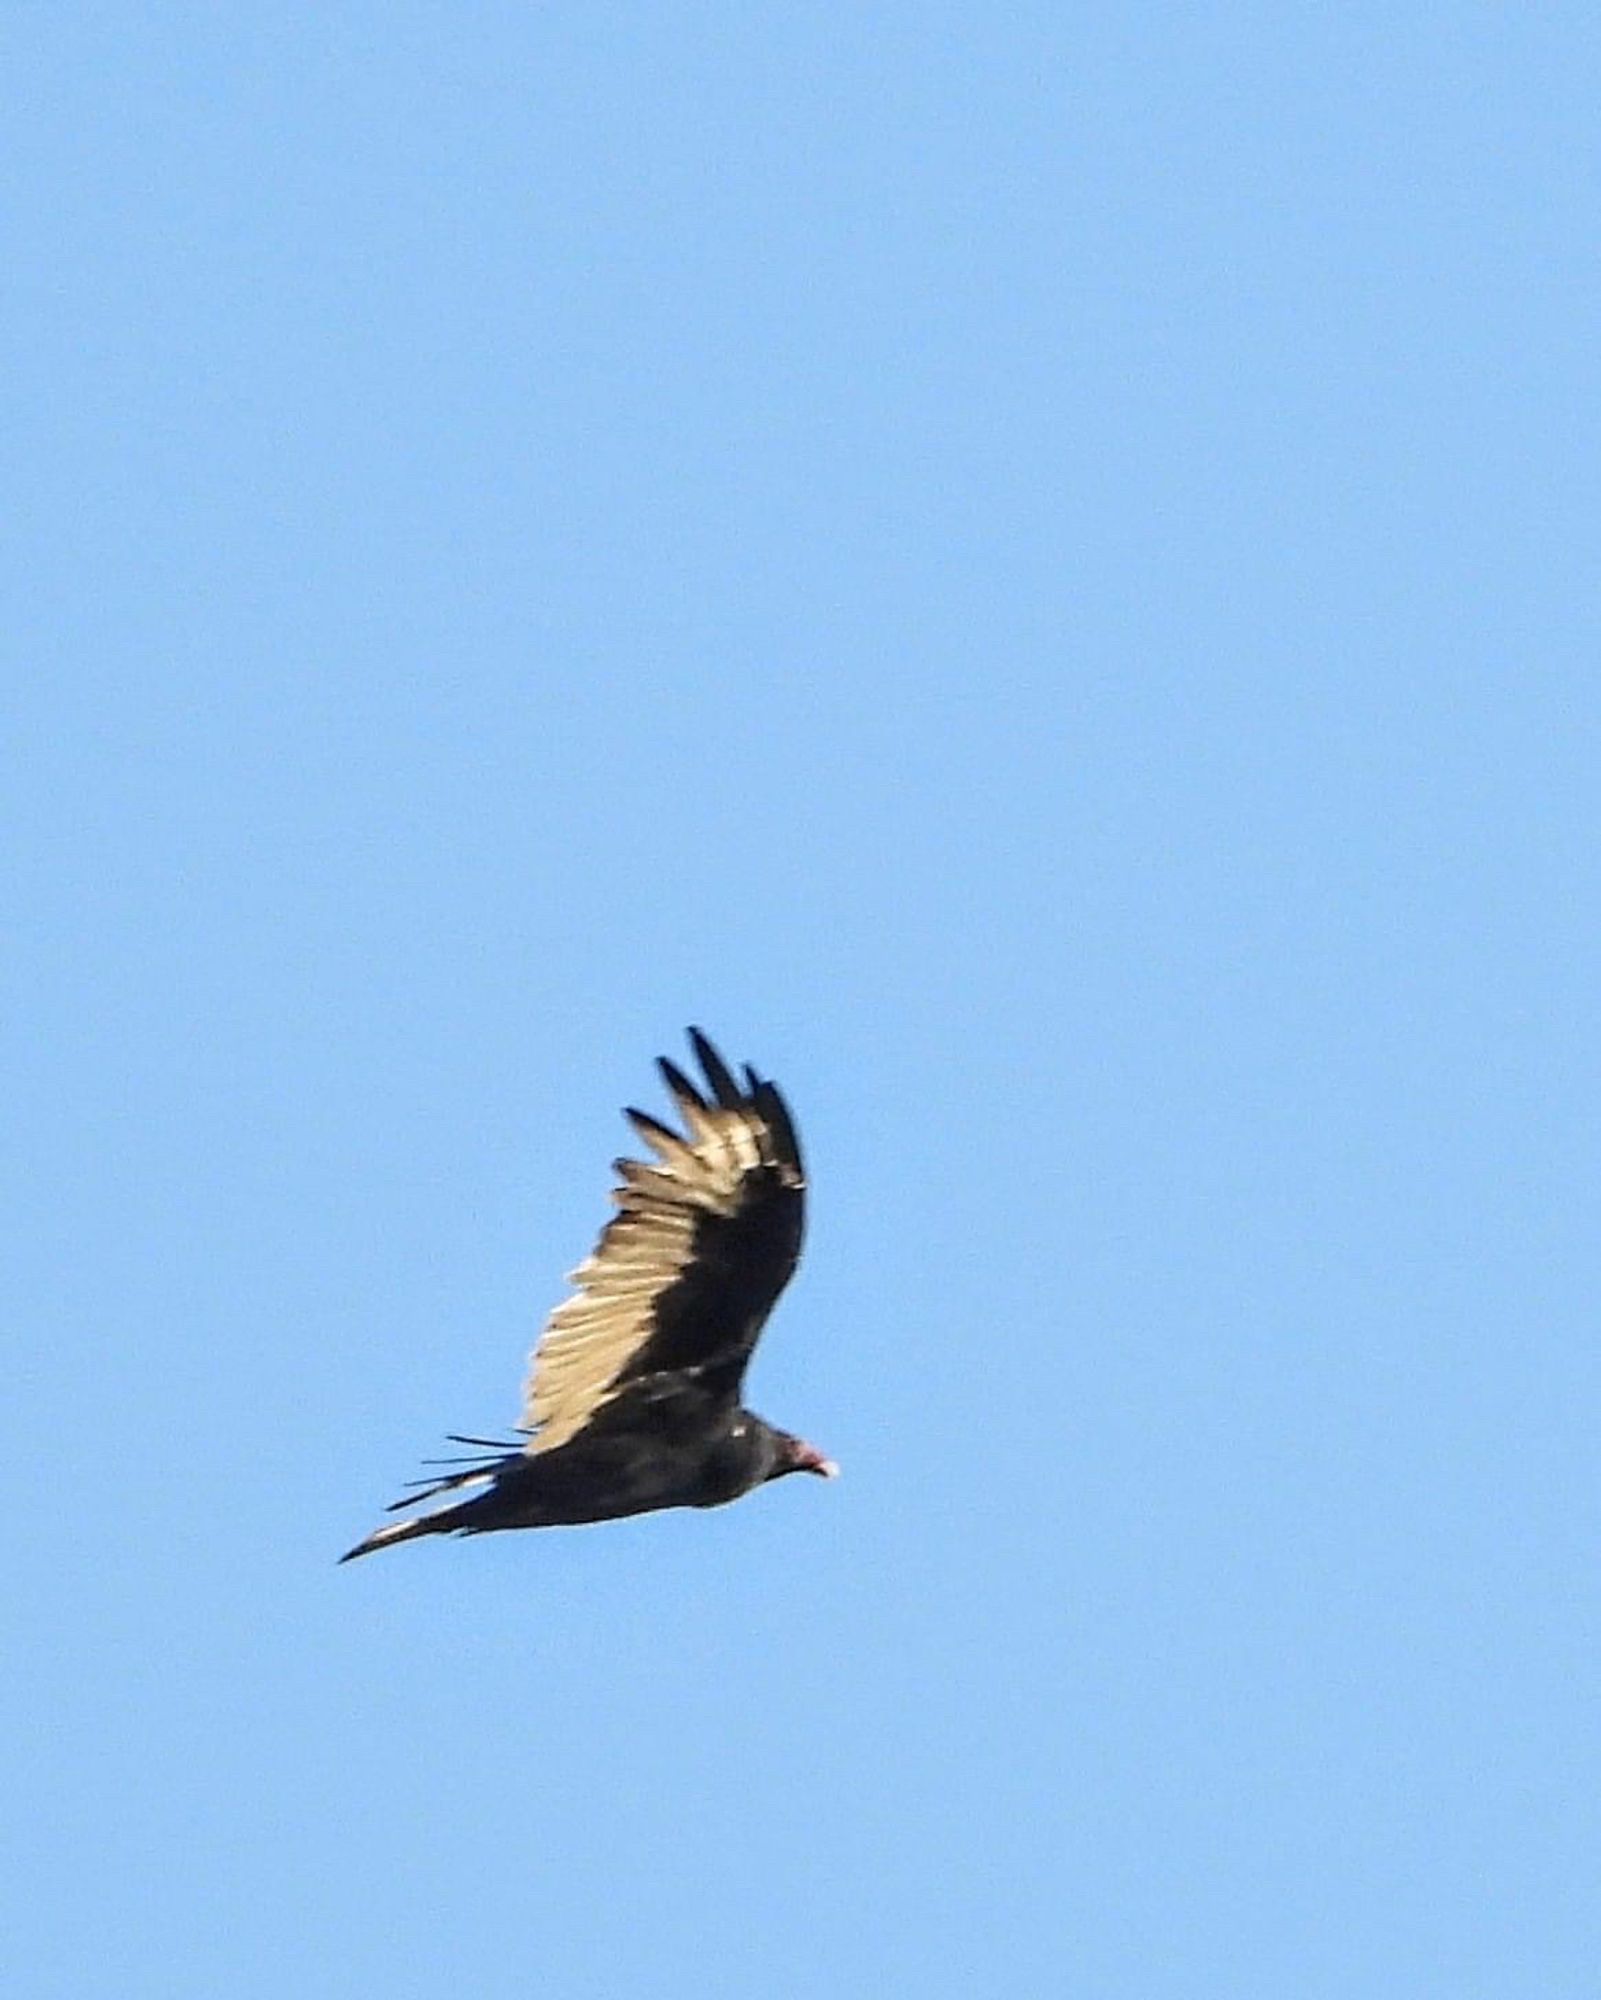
[340,1031,832,1562]
[429,1389,790,1535]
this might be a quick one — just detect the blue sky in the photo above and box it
[7,7,1597,1996]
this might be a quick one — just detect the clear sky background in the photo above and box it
[7,8,1597,1997]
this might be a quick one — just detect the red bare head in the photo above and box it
[780,1433,839,1480]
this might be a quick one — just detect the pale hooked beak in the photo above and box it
[794,1440,840,1479]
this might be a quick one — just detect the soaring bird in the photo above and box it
[340,1030,833,1561]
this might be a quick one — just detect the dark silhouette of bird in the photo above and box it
[340,1030,833,1561]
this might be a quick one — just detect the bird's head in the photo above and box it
[768,1428,839,1484]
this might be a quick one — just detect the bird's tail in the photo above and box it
[339,1484,491,1562]
[339,1437,520,1563]
[338,1509,464,1563]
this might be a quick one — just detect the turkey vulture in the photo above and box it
[340,1030,833,1561]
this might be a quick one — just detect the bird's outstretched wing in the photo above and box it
[519,1029,806,1454]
